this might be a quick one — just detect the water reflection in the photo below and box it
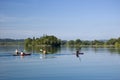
[39,54,56,59]
[27,46,59,59]
[0,45,24,53]
[40,53,46,59]
[76,55,81,61]
[107,48,120,54]
[1,45,120,58]
[67,45,82,52]
[88,47,120,55]
[25,46,61,54]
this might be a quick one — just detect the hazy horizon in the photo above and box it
[0,0,120,40]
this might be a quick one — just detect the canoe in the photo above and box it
[13,53,31,56]
[78,53,84,55]
[73,52,84,55]
[20,53,31,56]
[76,52,84,57]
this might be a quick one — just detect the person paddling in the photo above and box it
[43,49,47,54]
[15,49,19,55]
[76,50,80,57]
[21,51,24,56]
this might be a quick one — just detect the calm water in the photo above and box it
[0,46,120,80]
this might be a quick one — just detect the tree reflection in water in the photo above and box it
[25,45,61,54]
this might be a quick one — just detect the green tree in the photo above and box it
[92,40,104,45]
[107,38,117,45]
[115,42,120,48]
[82,40,91,45]
[114,37,120,48]
[24,38,32,47]
[75,39,82,46]
[68,40,75,45]
[24,35,61,47]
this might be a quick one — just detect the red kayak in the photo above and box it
[13,53,31,56]
[20,53,31,56]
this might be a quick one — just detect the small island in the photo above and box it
[24,35,61,47]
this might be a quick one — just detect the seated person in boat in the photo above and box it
[21,51,24,56]
[76,50,79,54]
[43,49,47,54]
[15,49,19,55]
[76,50,80,57]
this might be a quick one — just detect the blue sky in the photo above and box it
[0,0,120,40]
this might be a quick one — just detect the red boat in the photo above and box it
[20,53,31,56]
[13,52,31,56]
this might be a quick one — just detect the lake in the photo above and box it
[0,45,120,80]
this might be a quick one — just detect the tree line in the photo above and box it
[1,36,120,48]
[66,38,120,48]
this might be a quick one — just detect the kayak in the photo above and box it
[73,52,84,55]
[13,53,31,56]
[20,53,31,56]
[76,52,84,57]
[78,53,84,55]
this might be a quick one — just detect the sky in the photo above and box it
[0,0,120,40]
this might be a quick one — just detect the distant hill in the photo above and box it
[0,39,24,45]
[0,39,24,42]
